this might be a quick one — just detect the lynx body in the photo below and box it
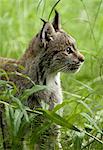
[0,11,84,149]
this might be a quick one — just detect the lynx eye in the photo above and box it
[66,47,73,54]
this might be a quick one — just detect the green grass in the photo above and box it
[0,0,103,149]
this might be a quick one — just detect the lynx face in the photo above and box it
[46,31,84,74]
[38,11,84,75]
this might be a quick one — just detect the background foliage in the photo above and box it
[0,0,103,149]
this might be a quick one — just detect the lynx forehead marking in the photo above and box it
[46,31,76,53]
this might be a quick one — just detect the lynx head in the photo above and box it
[33,11,84,75]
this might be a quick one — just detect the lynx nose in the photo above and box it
[78,53,85,63]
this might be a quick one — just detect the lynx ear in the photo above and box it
[52,10,61,31]
[40,20,55,47]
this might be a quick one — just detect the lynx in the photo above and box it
[0,11,84,149]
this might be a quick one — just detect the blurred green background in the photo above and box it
[0,0,103,149]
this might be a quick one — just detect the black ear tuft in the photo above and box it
[52,10,61,31]
[40,18,47,24]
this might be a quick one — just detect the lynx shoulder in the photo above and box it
[0,11,84,109]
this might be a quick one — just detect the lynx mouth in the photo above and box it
[70,63,83,73]
[59,63,82,73]
[70,64,80,70]
[70,67,79,72]
[70,67,79,71]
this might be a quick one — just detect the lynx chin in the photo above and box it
[0,10,84,149]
